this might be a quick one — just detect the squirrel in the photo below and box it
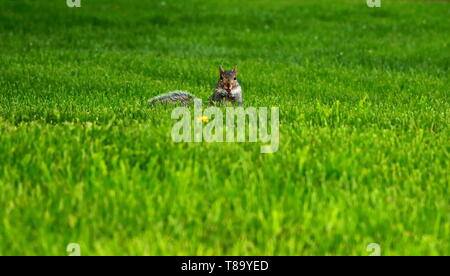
[149,65,243,107]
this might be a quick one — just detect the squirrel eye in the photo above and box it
[234,77,237,80]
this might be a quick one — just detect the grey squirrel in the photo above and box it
[149,65,243,106]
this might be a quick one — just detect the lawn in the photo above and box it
[0,0,449,256]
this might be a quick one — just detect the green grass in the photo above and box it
[0,0,449,256]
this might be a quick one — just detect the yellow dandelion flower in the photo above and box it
[197,116,209,123]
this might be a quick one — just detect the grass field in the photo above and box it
[0,0,449,256]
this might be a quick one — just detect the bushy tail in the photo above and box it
[148,91,200,106]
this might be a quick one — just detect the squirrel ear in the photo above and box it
[219,65,225,74]
[233,65,238,73]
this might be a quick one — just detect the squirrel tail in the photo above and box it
[148,91,200,106]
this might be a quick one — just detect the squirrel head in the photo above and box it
[219,65,238,93]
